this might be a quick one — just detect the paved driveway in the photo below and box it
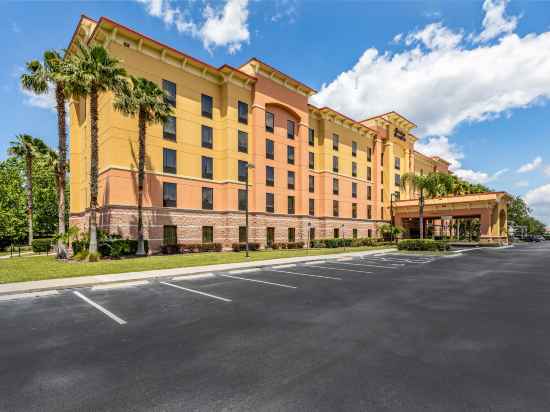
[2,243,550,411]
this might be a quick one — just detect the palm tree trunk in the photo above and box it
[56,83,67,258]
[26,154,33,246]
[88,86,99,255]
[419,190,424,240]
[136,111,146,256]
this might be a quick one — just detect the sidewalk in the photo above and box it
[0,248,395,296]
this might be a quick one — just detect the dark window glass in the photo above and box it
[381,153,384,166]
[239,226,247,243]
[287,196,295,215]
[395,191,401,201]
[201,94,213,118]
[308,175,315,193]
[333,134,339,151]
[309,227,316,241]
[353,228,358,239]
[368,228,372,238]
[265,111,274,132]
[267,227,275,246]
[266,139,274,160]
[309,199,315,216]
[238,130,248,153]
[287,171,295,190]
[367,147,372,162]
[352,203,357,219]
[333,200,339,217]
[352,162,357,177]
[381,171,384,183]
[201,156,213,179]
[202,226,213,243]
[381,189,384,202]
[367,205,372,219]
[333,156,338,172]
[395,157,401,170]
[266,166,274,187]
[163,182,177,207]
[367,166,372,181]
[333,178,339,195]
[163,79,176,107]
[395,174,401,187]
[201,125,213,149]
[288,227,296,242]
[238,189,247,211]
[309,152,315,169]
[163,225,177,245]
[238,160,248,182]
[333,228,339,238]
[352,141,357,157]
[163,116,176,141]
[266,192,274,213]
[367,185,372,200]
[381,207,384,220]
[352,182,357,198]
[163,148,176,174]
[238,101,248,124]
[202,187,213,210]
[287,120,295,139]
[287,146,295,164]
[308,128,314,146]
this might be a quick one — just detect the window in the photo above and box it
[287,196,295,215]
[381,171,384,183]
[266,192,274,213]
[381,153,384,166]
[309,152,315,169]
[367,166,372,181]
[163,225,177,245]
[367,185,372,201]
[352,162,357,177]
[309,199,315,216]
[201,125,213,149]
[352,182,357,198]
[201,156,213,179]
[287,120,295,139]
[238,101,248,124]
[163,182,177,207]
[368,228,372,238]
[381,189,384,202]
[395,174,401,187]
[395,191,401,201]
[239,226,247,243]
[395,157,401,170]
[163,148,177,174]
[333,228,339,238]
[265,111,274,132]
[287,171,295,190]
[333,156,339,173]
[163,116,176,141]
[238,160,248,182]
[163,79,176,107]
[287,146,295,164]
[367,205,372,219]
[266,166,274,187]
[238,189,247,211]
[367,147,372,162]
[267,227,275,246]
[381,207,384,220]
[308,175,315,193]
[309,227,316,241]
[333,178,339,195]
[202,187,213,210]
[308,128,314,146]
[352,203,357,219]
[266,139,274,160]
[353,228,358,239]
[333,133,339,151]
[352,141,357,157]
[333,200,339,217]
[288,227,296,242]
[201,94,213,118]
[238,130,248,153]
[202,226,213,243]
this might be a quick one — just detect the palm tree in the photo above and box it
[66,42,126,255]
[21,50,74,257]
[113,76,173,255]
[8,135,49,245]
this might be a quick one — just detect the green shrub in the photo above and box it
[397,239,450,251]
[87,252,101,262]
[74,251,88,261]
[31,238,53,253]
[231,242,260,252]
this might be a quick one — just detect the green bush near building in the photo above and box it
[31,238,53,253]
[397,239,450,251]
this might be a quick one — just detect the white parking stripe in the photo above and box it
[330,261,397,270]
[305,265,372,274]
[172,273,215,281]
[270,270,342,280]
[91,280,149,291]
[304,261,326,265]
[219,274,297,289]
[361,259,404,266]
[73,291,127,325]
[160,281,232,302]
[229,268,260,274]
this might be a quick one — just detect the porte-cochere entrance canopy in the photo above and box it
[393,192,512,245]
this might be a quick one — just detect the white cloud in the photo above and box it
[270,0,298,24]
[517,156,542,173]
[524,184,550,225]
[311,1,550,138]
[473,0,518,43]
[514,180,529,188]
[136,0,249,54]
[543,165,550,176]
[20,85,56,112]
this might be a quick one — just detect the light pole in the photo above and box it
[307,222,312,255]
[390,191,399,242]
[245,163,255,258]
[341,223,345,252]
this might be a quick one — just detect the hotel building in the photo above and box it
[68,16,453,251]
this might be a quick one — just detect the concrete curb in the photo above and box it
[0,248,396,296]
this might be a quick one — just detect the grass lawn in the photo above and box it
[0,245,393,284]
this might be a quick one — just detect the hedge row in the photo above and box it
[271,241,305,249]
[232,243,261,252]
[397,239,450,251]
[310,238,387,249]
[73,239,149,258]
[31,238,54,253]
[161,243,223,254]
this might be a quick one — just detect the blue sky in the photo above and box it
[2,0,550,224]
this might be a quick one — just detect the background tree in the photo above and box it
[114,76,172,255]
[66,42,126,255]
[7,135,48,245]
[0,157,27,248]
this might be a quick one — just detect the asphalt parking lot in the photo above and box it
[2,242,550,411]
